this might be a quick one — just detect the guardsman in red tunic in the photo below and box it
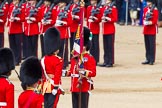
[87,0,101,64]
[41,27,64,108]
[40,0,57,57]
[99,0,117,67]
[63,27,96,108]
[141,0,158,65]
[18,56,44,108]
[24,0,41,57]
[8,0,25,66]
[69,0,81,58]
[55,0,72,69]
[0,0,8,48]
[0,48,15,108]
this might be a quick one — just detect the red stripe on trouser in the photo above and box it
[53,94,60,108]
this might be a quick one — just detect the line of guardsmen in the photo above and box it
[0,0,119,68]
[0,0,159,108]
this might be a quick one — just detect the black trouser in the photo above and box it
[103,34,115,65]
[70,32,75,59]
[9,34,22,64]
[58,39,68,69]
[0,33,4,48]
[25,35,38,57]
[40,34,45,57]
[144,35,156,63]
[44,93,60,108]
[72,92,89,108]
[90,34,99,63]
[22,33,27,59]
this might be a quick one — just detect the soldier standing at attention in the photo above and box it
[55,0,72,69]
[8,0,25,66]
[40,0,57,57]
[0,0,8,48]
[99,0,117,67]
[141,0,158,65]
[0,48,15,108]
[62,27,96,108]
[87,0,101,64]
[69,0,81,58]
[41,27,64,108]
[24,0,41,57]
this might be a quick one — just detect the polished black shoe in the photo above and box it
[106,64,113,67]
[98,63,107,67]
[141,61,149,64]
[149,62,154,65]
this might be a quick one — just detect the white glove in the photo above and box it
[102,16,111,22]
[14,17,20,21]
[62,69,67,77]
[88,18,94,22]
[55,20,67,26]
[143,20,152,25]
[0,19,4,22]
[52,89,58,95]
[72,15,80,20]
[29,17,36,21]
[27,20,33,24]
[89,16,98,20]
[137,8,140,11]
[9,17,15,22]
[46,19,52,24]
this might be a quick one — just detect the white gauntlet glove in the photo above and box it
[0,19,4,22]
[52,87,58,95]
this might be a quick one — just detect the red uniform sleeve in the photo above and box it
[0,3,9,24]
[107,6,118,23]
[86,56,96,77]
[53,59,63,86]
[6,84,14,108]
[151,9,158,25]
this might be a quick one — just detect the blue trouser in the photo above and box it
[9,34,22,64]
[144,35,156,63]
[103,34,115,65]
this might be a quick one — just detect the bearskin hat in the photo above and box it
[84,27,91,51]
[146,0,156,4]
[20,56,42,90]
[0,48,15,75]
[44,27,61,55]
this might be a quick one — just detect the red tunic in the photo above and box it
[69,4,81,33]
[24,4,41,36]
[18,90,44,108]
[86,5,101,34]
[54,8,72,39]
[68,53,96,92]
[101,5,118,35]
[0,77,14,108]
[42,55,63,92]
[143,6,158,35]
[40,5,57,34]
[7,3,25,34]
[0,3,8,33]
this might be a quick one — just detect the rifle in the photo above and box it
[145,4,156,21]
[90,0,102,17]
[103,1,115,17]
[12,0,25,17]
[0,0,7,16]
[58,0,73,20]
[72,2,80,15]
[28,0,43,18]
[43,2,55,22]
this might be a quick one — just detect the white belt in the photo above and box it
[71,74,79,78]
[0,102,7,106]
